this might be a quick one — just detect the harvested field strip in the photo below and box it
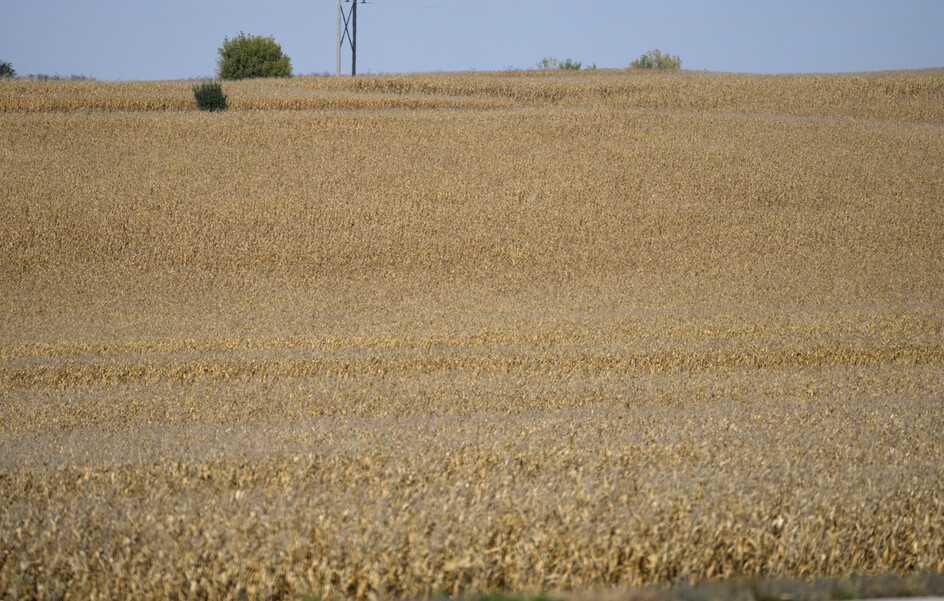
[3,302,941,359]
[2,342,942,390]
[2,363,941,436]
[0,93,514,113]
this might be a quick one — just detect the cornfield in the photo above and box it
[1,69,943,600]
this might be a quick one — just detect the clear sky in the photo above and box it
[2,0,943,80]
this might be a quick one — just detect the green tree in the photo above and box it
[217,32,292,80]
[537,57,595,71]
[559,58,582,70]
[630,49,682,70]
[0,60,15,79]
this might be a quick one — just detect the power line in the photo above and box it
[364,1,944,26]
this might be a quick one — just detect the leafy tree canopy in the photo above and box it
[630,49,682,70]
[0,61,16,79]
[217,32,292,80]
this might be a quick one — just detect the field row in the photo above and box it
[4,388,943,599]
[2,70,944,122]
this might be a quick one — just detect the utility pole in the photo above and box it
[337,0,365,76]
[352,0,358,76]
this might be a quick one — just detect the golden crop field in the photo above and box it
[1,69,943,600]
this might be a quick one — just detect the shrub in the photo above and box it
[24,74,94,81]
[537,57,593,71]
[0,61,15,79]
[193,80,228,111]
[217,32,292,80]
[630,49,682,70]
[559,58,582,70]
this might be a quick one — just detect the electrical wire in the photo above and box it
[364,1,944,26]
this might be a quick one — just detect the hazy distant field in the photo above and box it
[1,69,943,600]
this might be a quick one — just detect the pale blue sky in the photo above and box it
[2,0,943,80]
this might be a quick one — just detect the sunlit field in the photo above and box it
[1,69,943,600]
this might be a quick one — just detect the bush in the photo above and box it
[24,74,94,81]
[193,80,228,111]
[559,58,582,70]
[536,57,593,71]
[0,61,15,79]
[630,49,682,70]
[217,32,292,80]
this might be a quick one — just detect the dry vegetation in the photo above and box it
[1,69,943,600]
